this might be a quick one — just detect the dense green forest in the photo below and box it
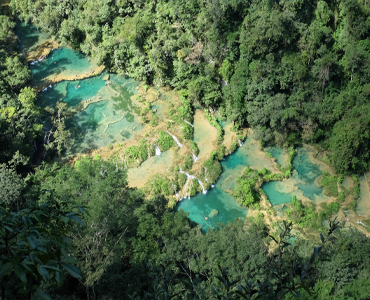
[9,0,370,174]
[1,0,370,299]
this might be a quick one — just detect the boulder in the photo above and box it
[103,74,110,81]
[209,209,219,218]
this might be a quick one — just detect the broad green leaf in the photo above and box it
[43,265,61,272]
[61,256,77,264]
[61,263,82,278]
[27,236,36,249]
[0,262,13,278]
[55,270,65,287]
[37,265,49,281]
[34,290,51,300]
[14,264,27,284]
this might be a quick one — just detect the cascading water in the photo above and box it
[179,167,207,194]
[204,167,209,182]
[154,144,161,155]
[238,139,243,146]
[182,118,194,127]
[192,153,199,162]
[167,131,183,148]
[172,183,180,199]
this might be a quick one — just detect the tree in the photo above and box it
[43,102,73,158]
[0,163,24,210]
[0,192,86,300]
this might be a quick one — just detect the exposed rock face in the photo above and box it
[103,74,110,81]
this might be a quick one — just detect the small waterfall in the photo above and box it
[167,131,183,148]
[148,148,151,158]
[172,184,180,198]
[204,168,215,188]
[192,153,199,162]
[154,144,161,155]
[238,139,243,146]
[204,167,209,182]
[182,118,194,127]
[179,167,207,194]
[197,180,207,194]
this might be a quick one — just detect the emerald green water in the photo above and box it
[265,146,287,167]
[262,146,324,205]
[263,181,295,205]
[41,74,106,107]
[177,150,249,232]
[30,47,97,85]
[292,146,324,200]
[38,71,143,155]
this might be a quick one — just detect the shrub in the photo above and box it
[189,141,199,156]
[265,152,274,159]
[182,123,193,140]
[203,153,222,183]
[136,95,144,102]
[157,131,173,151]
[150,119,158,127]
[183,154,193,171]
[233,168,261,207]
[178,173,187,187]
[229,141,238,153]
[321,171,338,197]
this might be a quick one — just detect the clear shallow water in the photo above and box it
[41,74,106,107]
[177,138,274,232]
[178,142,326,227]
[39,72,143,155]
[262,181,295,205]
[177,152,249,231]
[265,146,287,167]
[30,47,97,85]
[292,146,324,200]
[262,145,324,204]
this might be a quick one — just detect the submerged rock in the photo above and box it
[209,209,219,218]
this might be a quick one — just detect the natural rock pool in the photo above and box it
[20,22,370,233]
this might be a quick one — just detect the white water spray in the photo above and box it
[238,139,243,146]
[154,144,161,155]
[182,118,194,127]
[204,168,209,182]
[192,153,199,162]
[167,131,183,148]
[179,167,207,194]
[172,184,180,199]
